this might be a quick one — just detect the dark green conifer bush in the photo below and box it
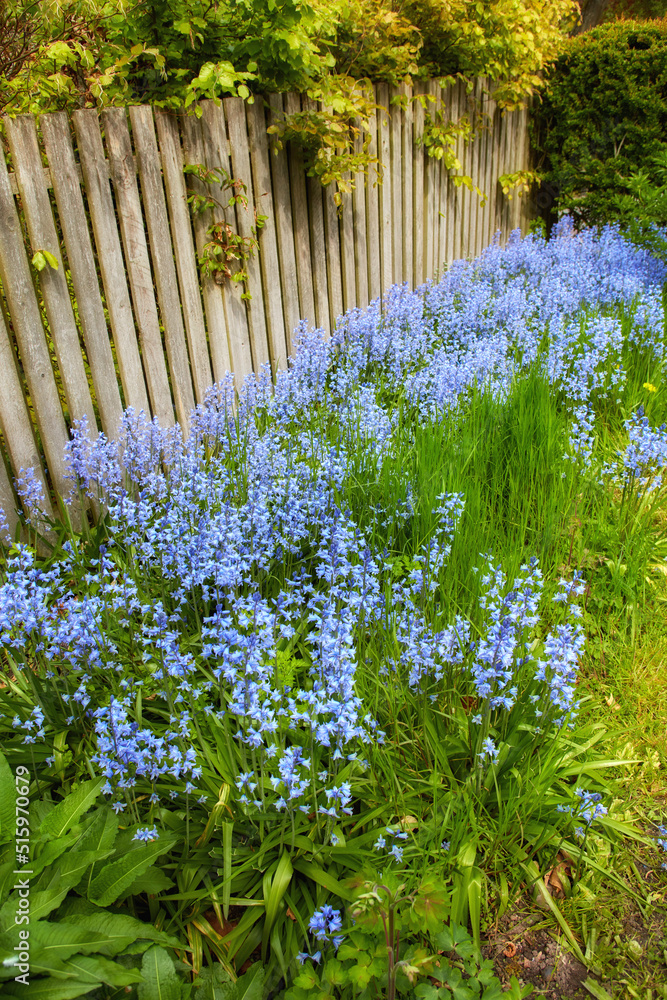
[532,19,667,229]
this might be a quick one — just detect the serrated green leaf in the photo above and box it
[24,920,124,961]
[61,953,142,987]
[88,835,176,906]
[60,905,180,955]
[76,807,118,857]
[40,779,105,840]
[1,978,97,999]
[0,755,16,846]
[0,885,69,930]
[125,864,175,896]
[138,945,181,1000]
[29,833,79,878]
[194,964,234,1000]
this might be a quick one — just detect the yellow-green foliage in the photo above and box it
[2,0,578,115]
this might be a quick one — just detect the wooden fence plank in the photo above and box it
[154,110,213,399]
[443,81,458,267]
[436,83,448,276]
[340,181,356,314]
[389,85,403,285]
[72,109,150,416]
[376,84,392,296]
[284,93,315,329]
[223,98,271,368]
[0,445,19,538]
[4,116,98,437]
[198,100,253,385]
[301,97,330,333]
[246,100,288,371]
[519,105,532,235]
[180,111,233,387]
[307,173,329,333]
[267,94,301,355]
[128,106,194,431]
[424,80,436,280]
[412,83,425,286]
[496,102,511,239]
[352,90,369,309]
[400,82,413,286]
[433,80,447,279]
[466,83,480,260]
[0,138,70,500]
[102,108,175,428]
[479,79,494,255]
[323,184,344,330]
[511,110,523,233]
[366,85,381,303]
[40,113,123,440]
[0,295,53,519]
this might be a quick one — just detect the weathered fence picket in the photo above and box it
[0,79,533,522]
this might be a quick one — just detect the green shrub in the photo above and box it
[531,18,667,229]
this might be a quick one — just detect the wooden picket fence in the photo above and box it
[0,78,532,532]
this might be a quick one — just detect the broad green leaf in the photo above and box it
[32,251,47,271]
[60,906,180,955]
[88,835,176,906]
[24,920,124,961]
[235,961,263,1000]
[76,806,117,857]
[194,964,234,1000]
[138,945,181,1000]
[29,833,79,878]
[0,754,16,846]
[0,885,69,930]
[56,849,115,894]
[40,779,105,840]
[1,978,97,999]
[125,864,175,896]
[61,953,142,987]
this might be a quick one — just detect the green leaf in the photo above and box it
[236,962,264,1000]
[262,851,293,953]
[138,945,181,1000]
[1,979,98,999]
[61,953,142,987]
[582,979,614,1000]
[60,904,180,955]
[29,833,79,878]
[0,885,69,930]
[42,250,59,270]
[292,860,353,900]
[11,920,120,962]
[32,251,47,271]
[57,849,115,893]
[0,755,16,846]
[194,964,234,1000]
[76,806,118,857]
[125,865,175,896]
[40,779,105,840]
[88,835,176,906]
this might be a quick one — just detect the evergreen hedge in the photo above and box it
[532,19,667,228]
